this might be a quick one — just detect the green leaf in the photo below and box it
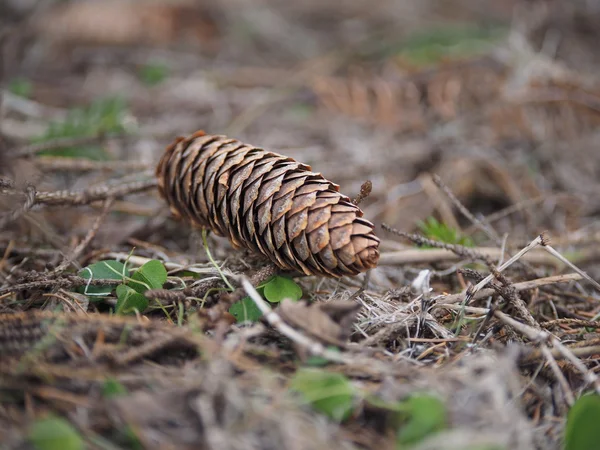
[263,276,302,303]
[102,378,128,398]
[79,260,128,296]
[417,217,474,247]
[396,394,447,446]
[290,368,356,422]
[115,285,148,315]
[229,296,264,322]
[396,25,507,66]
[365,395,407,414]
[34,96,129,159]
[565,394,600,450]
[138,63,169,86]
[128,260,167,294]
[9,78,33,98]
[29,416,84,450]
[305,346,340,367]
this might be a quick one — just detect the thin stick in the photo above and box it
[202,229,235,292]
[540,344,575,406]
[382,223,494,264]
[525,345,600,361]
[53,198,115,274]
[465,234,545,302]
[435,273,583,306]
[433,174,502,243]
[34,176,157,206]
[378,247,557,266]
[0,183,36,228]
[541,242,600,292]
[0,276,122,297]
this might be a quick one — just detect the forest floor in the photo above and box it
[1,1,600,449]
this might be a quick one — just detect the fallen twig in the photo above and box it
[0,276,122,297]
[53,198,115,274]
[435,273,583,306]
[433,174,502,244]
[540,239,600,292]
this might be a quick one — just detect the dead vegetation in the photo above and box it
[1,0,600,449]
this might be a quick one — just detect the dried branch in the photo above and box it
[34,176,157,206]
[378,246,559,266]
[382,223,494,264]
[0,183,36,229]
[0,276,122,297]
[432,174,502,244]
[53,197,115,274]
[540,239,600,292]
[435,273,583,306]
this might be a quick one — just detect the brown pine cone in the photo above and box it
[156,131,380,277]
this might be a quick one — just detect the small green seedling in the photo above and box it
[115,260,167,315]
[34,96,129,159]
[363,393,447,447]
[228,275,302,323]
[290,368,356,422]
[395,24,507,66]
[395,394,447,447]
[138,63,169,86]
[263,275,302,303]
[229,296,264,322]
[102,378,128,399]
[115,285,148,315]
[29,416,84,450]
[417,217,474,247]
[9,78,33,98]
[305,347,341,367]
[79,258,167,315]
[564,393,600,450]
[79,260,128,296]
[127,259,168,294]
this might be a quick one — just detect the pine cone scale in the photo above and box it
[306,207,331,233]
[156,131,380,278]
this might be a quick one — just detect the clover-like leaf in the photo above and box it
[263,276,302,303]
[79,260,127,296]
[128,260,167,294]
[565,394,600,450]
[396,394,447,446]
[229,296,264,322]
[115,284,149,315]
[290,368,356,422]
[29,416,84,450]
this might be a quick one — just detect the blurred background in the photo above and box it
[1,0,600,246]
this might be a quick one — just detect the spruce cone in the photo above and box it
[156,131,380,277]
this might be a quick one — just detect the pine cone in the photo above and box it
[156,131,380,277]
